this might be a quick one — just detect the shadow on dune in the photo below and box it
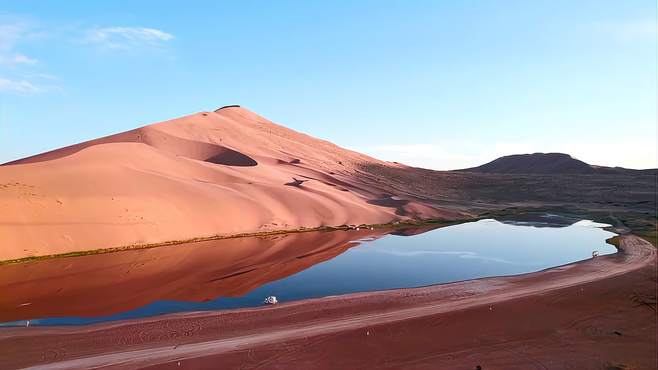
[205,147,257,167]
[3,126,258,167]
[284,177,308,187]
[367,196,411,216]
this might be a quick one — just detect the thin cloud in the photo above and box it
[12,54,38,65]
[0,22,39,66]
[0,77,43,93]
[0,18,51,94]
[85,26,174,50]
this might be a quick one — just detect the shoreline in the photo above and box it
[0,222,621,328]
[2,208,628,267]
[0,218,471,266]
[1,234,654,369]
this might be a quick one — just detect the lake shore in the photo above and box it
[0,218,466,266]
[1,234,654,369]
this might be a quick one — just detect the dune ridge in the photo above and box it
[0,107,462,261]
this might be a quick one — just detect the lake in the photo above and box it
[0,218,616,326]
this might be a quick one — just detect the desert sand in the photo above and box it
[0,106,461,261]
[0,235,654,369]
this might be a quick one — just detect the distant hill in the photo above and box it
[459,153,655,175]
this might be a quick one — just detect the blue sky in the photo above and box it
[1,1,656,169]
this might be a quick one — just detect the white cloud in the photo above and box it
[0,77,42,93]
[0,19,50,94]
[0,22,39,66]
[85,27,174,50]
[11,53,37,65]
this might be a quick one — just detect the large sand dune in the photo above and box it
[0,107,462,261]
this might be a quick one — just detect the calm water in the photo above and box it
[1,219,616,326]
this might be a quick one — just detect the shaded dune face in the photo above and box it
[137,128,258,166]
[205,148,257,166]
[3,125,258,167]
[0,229,388,322]
[0,106,463,260]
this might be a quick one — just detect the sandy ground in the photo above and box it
[1,235,654,370]
[0,106,462,261]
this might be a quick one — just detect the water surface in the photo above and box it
[0,219,616,326]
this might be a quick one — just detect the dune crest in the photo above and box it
[0,106,462,260]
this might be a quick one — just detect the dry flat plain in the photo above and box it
[0,106,656,369]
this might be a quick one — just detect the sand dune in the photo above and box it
[0,106,462,261]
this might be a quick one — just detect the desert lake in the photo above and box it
[0,218,617,326]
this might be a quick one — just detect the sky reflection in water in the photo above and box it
[4,219,616,326]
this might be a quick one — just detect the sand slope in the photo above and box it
[0,107,461,260]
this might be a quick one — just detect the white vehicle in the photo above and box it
[263,296,278,305]
[592,250,599,258]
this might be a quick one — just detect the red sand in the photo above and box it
[1,235,654,369]
[0,106,462,261]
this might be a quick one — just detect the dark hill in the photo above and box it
[458,153,655,174]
